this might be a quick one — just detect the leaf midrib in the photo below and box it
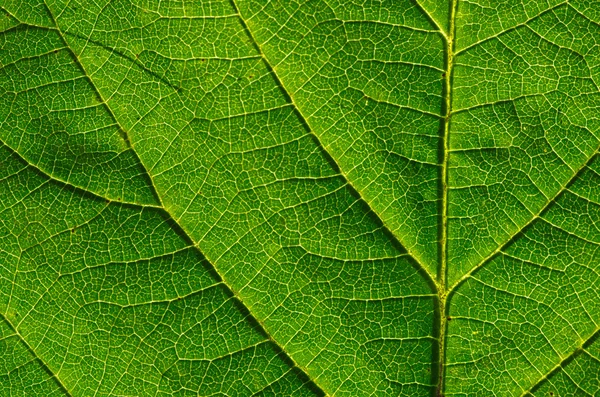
[435,0,459,394]
[438,2,600,395]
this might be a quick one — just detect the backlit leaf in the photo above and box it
[1,0,599,395]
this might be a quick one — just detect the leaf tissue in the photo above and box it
[1,0,600,396]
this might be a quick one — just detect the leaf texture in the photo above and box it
[1,0,600,396]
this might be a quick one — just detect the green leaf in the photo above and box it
[1,0,599,395]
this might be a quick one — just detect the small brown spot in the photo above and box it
[447,316,452,321]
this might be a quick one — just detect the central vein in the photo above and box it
[437,0,458,394]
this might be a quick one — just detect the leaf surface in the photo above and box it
[1,0,600,396]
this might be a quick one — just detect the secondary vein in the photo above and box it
[0,313,73,396]
[519,327,600,396]
[446,150,600,294]
[40,3,322,395]
[227,0,435,286]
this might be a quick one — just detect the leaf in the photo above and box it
[1,0,599,395]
